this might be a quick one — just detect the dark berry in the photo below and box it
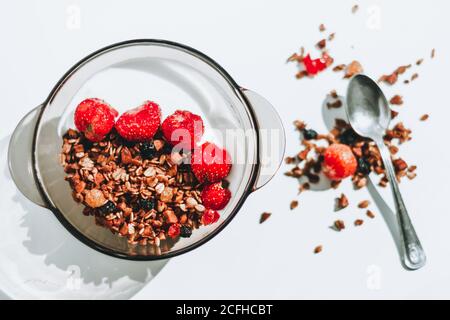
[161,142,172,155]
[138,197,155,211]
[140,141,157,159]
[339,129,358,146]
[302,129,318,140]
[98,201,117,215]
[179,225,192,238]
[178,162,190,172]
[357,157,371,175]
[124,192,134,204]
[80,136,94,149]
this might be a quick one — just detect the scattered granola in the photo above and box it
[285,5,430,253]
[316,39,327,50]
[327,99,342,109]
[378,64,411,85]
[314,245,323,254]
[337,193,349,210]
[358,200,370,209]
[332,64,346,72]
[284,118,411,191]
[330,90,338,99]
[334,219,345,231]
[319,23,326,32]
[260,212,272,224]
[389,95,403,105]
[344,60,363,78]
[431,48,435,58]
[290,200,299,210]
[366,210,375,219]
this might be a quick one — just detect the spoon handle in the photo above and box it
[377,141,426,270]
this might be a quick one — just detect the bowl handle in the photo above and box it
[240,89,286,191]
[8,105,48,208]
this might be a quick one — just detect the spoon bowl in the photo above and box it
[346,74,391,139]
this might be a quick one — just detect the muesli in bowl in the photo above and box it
[61,98,232,250]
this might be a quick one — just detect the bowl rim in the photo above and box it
[31,39,262,261]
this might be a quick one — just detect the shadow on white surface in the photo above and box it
[321,93,348,131]
[366,178,404,264]
[0,132,169,299]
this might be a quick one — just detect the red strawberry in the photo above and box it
[201,209,220,226]
[167,223,180,238]
[161,110,204,149]
[115,101,161,141]
[74,98,118,142]
[322,143,357,181]
[191,142,232,183]
[201,182,231,210]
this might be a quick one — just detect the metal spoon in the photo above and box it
[346,74,426,270]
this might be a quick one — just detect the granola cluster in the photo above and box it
[60,129,207,247]
[285,117,416,192]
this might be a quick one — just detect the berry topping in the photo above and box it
[98,201,118,215]
[357,157,371,175]
[322,143,357,181]
[137,197,156,211]
[167,223,180,238]
[191,142,232,183]
[115,101,161,141]
[140,141,157,159]
[303,128,318,140]
[201,182,231,210]
[161,110,204,149]
[339,129,359,145]
[179,225,193,238]
[302,53,331,75]
[201,209,220,226]
[74,98,118,142]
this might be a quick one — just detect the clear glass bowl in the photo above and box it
[8,40,285,260]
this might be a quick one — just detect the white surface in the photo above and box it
[0,0,449,299]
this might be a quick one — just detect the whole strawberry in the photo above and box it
[201,182,231,210]
[74,98,118,142]
[115,101,161,141]
[191,142,232,183]
[161,110,204,149]
[322,143,357,181]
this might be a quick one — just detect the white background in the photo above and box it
[1,0,450,299]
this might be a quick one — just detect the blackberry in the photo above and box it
[98,201,117,215]
[140,141,157,159]
[178,162,190,172]
[138,197,156,211]
[80,137,94,149]
[339,129,358,146]
[179,225,192,238]
[161,142,173,155]
[357,157,371,175]
[302,129,318,140]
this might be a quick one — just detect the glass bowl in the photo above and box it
[8,39,285,260]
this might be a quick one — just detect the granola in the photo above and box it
[61,129,213,247]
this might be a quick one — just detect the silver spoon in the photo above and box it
[346,74,426,270]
